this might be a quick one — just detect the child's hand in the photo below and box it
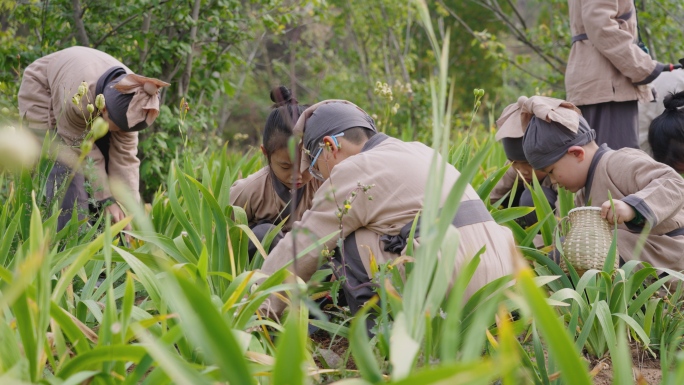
[600,200,635,225]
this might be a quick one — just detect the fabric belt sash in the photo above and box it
[381,199,493,254]
[665,227,684,237]
[571,9,634,44]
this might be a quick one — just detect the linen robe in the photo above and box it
[576,145,684,271]
[259,134,516,316]
[18,46,139,202]
[230,166,321,232]
[565,0,662,107]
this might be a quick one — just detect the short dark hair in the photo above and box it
[342,126,376,144]
[649,91,684,171]
[263,86,308,158]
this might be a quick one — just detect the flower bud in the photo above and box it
[77,85,86,97]
[72,95,81,106]
[95,94,106,110]
[478,89,485,97]
[473,88,479,96]
[91,117,109,140]
[80,139,93,155]
[87,104,95,114]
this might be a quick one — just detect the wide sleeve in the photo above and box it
[615,155,684,227]
[17,57,53,131]
[106,130,140,202]
[581,0,663,85]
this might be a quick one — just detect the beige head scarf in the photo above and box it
[495,96,583,140]
[112,74,170,129]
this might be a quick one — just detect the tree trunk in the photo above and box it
[71,0,90,46]
[138,12,153,73]
[180,0,202,97]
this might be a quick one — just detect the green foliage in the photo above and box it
[2,1,684,384]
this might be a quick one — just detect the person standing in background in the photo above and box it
[565,0,679,149]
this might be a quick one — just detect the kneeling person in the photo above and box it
[491,97,560,228]
[521,96,684,271]
[258,100,516,317]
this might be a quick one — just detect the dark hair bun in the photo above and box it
[270,86,293,106]
[663,90,684,111]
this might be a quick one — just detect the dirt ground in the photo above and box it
[309,330,663,384]
[310,329,356,370]
[590,348,662,385]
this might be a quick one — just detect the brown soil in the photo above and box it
[310,329,356,370]
[590,348,662,385]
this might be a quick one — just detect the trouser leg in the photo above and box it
[46,162,88,231]
[332,232,376,333]
[579,101,639,150]
[248,222,284,257]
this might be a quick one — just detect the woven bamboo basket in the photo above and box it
[560,207,616,276]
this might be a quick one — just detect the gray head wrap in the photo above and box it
[302,102,377,156]
[523,115,596,170]
[501,137,527,162]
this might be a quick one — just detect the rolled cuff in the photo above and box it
[621,195,658,230]
[633,62,666,86]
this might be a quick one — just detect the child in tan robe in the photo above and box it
[520,96,684,272]
[491,97,558,228]
[257,100,516,318]
[648,91,684,173]
[230,87,321,255]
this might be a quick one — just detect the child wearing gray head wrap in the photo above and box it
[523,100,684,273]
[522,115,596,170]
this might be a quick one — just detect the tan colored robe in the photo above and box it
[566,0,661,106]
[260,135,516,315]
[576,145,684,271]
[18,46,138,201]
[229,166,321,232]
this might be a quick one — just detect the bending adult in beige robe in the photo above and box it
[576,145,684,271]
[566,0,669,149]
[18,46,167,229]
[259,133,516,317]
